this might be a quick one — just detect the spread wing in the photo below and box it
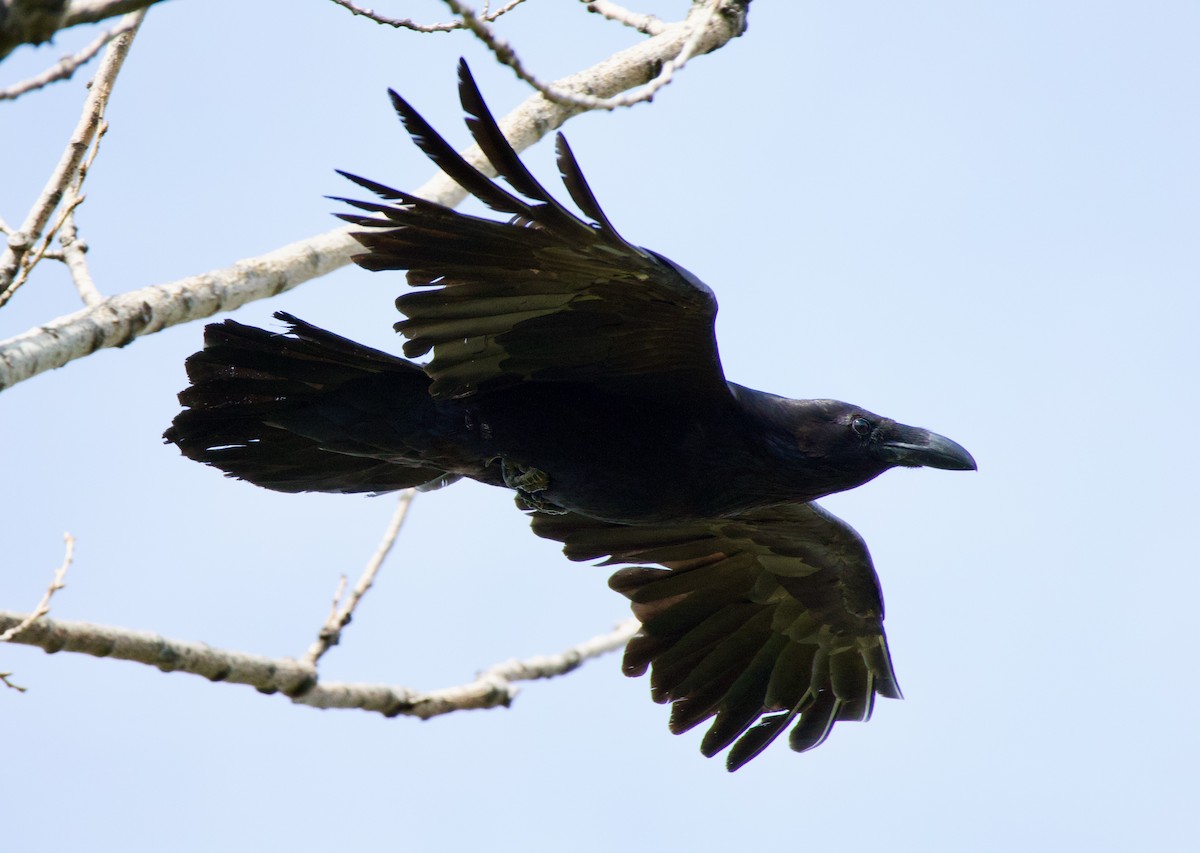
[334,59,729,404]
[530,502,902,771]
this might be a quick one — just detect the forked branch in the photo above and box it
[0,608,639,718]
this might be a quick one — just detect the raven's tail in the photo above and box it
[164,312,462,494]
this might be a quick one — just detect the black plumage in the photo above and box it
[165,61,975,770]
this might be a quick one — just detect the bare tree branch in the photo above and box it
[0,13,135,99]
[0,608,640,719]
[303,489,416,667]
[0,671,26,691]
[5,186,86,303]
[0,9,142,306]
[0,224,361,392]
[0,0,168,60]
[0,533,75,645]
[0,0,68,56]
[329,0,526,33]
[0,3,749,393]
[58,207,101,304]
[446,0,734,110]
[55,108,109,305]
[583,0,666,37]
[398,618,640,718]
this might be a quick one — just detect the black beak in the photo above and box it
[879,423,977,471]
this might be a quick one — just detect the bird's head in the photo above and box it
[781,399,976,498]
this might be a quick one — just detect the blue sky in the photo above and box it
[2,2,1197,850]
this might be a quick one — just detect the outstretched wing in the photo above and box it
[530,502,902,771]
[334,60,729,403]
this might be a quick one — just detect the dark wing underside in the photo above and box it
[531,502,902,771]
[334,59,729,404]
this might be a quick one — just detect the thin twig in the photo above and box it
[396,618,641,718]
[1,672,27,692]
[303,489,416,666]
[0,608,640,719]
[0,533,76,645]
[329,0,526,32]
[0,17,139,101]
[58,116,110,305]
[8,192,89,301]
[445,0,727,110]
[59,210,102,305]
[0,10,144,307]
[583,0,666,36]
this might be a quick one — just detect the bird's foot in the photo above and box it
[499,457,551,493]
[515,492,569,515]
[498,457,566,514]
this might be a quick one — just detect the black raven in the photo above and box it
[165,62,975,771]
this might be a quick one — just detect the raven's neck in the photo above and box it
[725,383,883,508]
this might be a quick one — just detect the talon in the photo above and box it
[515,492,569,515]
[500,457,551,493]
[499,458,565,514]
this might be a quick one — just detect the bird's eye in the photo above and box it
[851,417,872,437]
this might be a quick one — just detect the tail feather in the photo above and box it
[165,312,456,494]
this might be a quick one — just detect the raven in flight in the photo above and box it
[165,62,975,771]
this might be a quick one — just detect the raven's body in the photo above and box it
[463,385,925,522]
[447,381,758,521]
[180,318,927,522]
[167,63,975,770]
